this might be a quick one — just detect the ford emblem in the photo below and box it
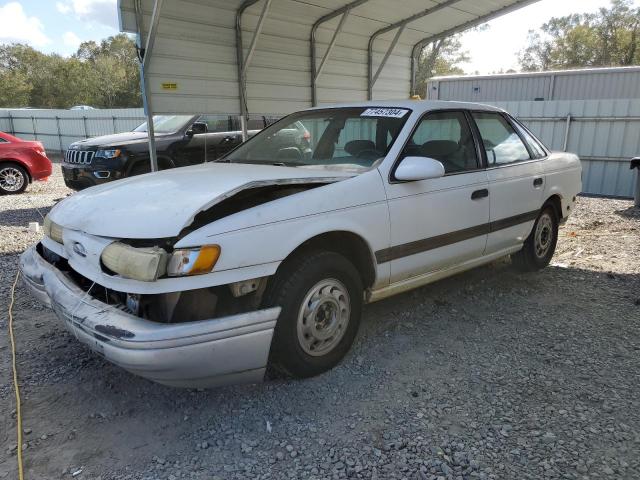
[72,242,87,257]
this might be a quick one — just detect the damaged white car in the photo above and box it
[20,101,582,387]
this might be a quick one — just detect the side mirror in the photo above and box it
[187,121,208,136]
[395,156,445,182]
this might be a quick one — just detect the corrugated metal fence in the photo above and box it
[0,108,145,153]
[1,103,637,198]
[494,99,639,198]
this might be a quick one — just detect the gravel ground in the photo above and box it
[1,164,639,480]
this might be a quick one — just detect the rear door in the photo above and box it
[470,111,545,255]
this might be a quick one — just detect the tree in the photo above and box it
[0,34,141,108]
[414,34,470,98]
[520,0,640,71]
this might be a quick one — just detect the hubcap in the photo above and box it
[0,167,25,192]
[534,213,554,259]
[297,279,351,356]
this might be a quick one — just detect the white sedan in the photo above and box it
[20,101,582,387]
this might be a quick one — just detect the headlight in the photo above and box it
[43,216,64,244]
[166,245,221,277]
[95,149,121,159]
[101,242,168,282]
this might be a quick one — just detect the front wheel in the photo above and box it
[511,205,559,272]
[0,163,28,194]
[263,251,363,378]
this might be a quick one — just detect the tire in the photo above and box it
[511,205,559,272]
[263,250,363,378]
[0,163,29,194]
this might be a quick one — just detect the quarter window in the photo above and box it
[401,111,479,174]
[0,138,8,143]
[472,112,532,166]
[512,120,548,159]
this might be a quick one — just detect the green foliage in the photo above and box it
[414,34,470,98]
[520,0,640,71]
[0,34,142,108]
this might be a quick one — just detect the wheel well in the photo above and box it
[0,159,31,183]
[127,156,174,175]
[544,195,562,220]
[283,232,377,288]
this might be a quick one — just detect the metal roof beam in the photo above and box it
[242,0,272,75]
[371,24,406,88]
[311,0,372,106]
[368,0,462,99]
[410,0,541,96]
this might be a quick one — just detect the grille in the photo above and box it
[64,149,95,165]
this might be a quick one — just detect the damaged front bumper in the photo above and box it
[19,245,280,388]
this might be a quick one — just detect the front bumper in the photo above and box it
[19,246,280,388]
[61,164,121,190]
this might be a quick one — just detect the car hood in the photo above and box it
[49,162,353,238]
[69,131,160,148]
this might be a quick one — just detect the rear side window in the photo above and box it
[198,115,232,133]
[0,138,8,143]
[402,111,479,174]
[511,120,548,159]
[472,112,531,166]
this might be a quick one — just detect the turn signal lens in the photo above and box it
[167,245,221,277]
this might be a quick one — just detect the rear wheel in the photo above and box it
[263,251,363,378]
[0,163,28,194]
[511,205,558,272]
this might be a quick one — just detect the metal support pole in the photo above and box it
[82,116,89,139]
[135,0,163,172]
[236,0,263,142]
[316,10,350,82]
[563,115,572,152]
[370,24,406,93]
[112,116,118,134]
[55,116,64,152]
[8,111,15,135]
[310,0,372,107]
[31,116,37,140]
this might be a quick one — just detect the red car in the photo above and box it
[0,132,52,194]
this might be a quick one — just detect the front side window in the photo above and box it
[0,137,8,143]
[224,107,410,170]
[472,112,531,166]
[401,111,479,174]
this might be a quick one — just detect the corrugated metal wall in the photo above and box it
[0,108,145,152]
[427,67,640,102]
[493,99,639,198]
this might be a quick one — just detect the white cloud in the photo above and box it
[62,31,82,49]
[0,2,51,47]
[55,0,118,29]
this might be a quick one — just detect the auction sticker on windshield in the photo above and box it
[361,108,409,118]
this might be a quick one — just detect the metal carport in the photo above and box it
[117,0,540,170]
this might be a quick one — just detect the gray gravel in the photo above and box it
[1,164,639,480]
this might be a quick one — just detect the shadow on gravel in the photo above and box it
[4,259,640,479]
[615,205,640,220]
[0,206,54,227]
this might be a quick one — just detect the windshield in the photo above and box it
[223,107,411,169]
[134,115,193,134]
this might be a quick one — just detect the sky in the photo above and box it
[0,0,638,73]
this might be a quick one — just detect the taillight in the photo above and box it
[33,143,47,157]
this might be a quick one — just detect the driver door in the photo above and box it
[383,110,490,283]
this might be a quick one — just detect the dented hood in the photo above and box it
[49,163,352,238]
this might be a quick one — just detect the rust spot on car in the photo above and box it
[95,324,135,339]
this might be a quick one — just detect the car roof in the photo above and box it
[306,100,505,115]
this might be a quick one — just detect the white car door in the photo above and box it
[470,111,546,255]
[382,110,490,284]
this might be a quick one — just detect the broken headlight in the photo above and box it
[101,242,168,282]
[166,245,221,277]
[101,243,221,281]
[43,216,64,244]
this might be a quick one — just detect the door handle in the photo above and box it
[222,136,235,142]
[471,188,489,200]
[533,177,544,187]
